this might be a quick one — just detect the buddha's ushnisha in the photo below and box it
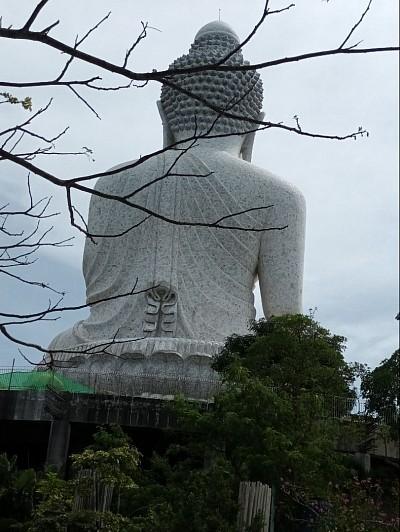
[161,20,263,140]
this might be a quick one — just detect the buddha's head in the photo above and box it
[159,21,264,157]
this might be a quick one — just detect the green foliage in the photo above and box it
[28,427,140,531]
[167,314,372,530]
[28,470,132,531]
[2,316,399,531]
[361,349,399,439]
[213,315,355,400]
[203,315,399,530]
[315,476,400,531]
[28,423,236,530]
[122,316,349,530]
[87,424,132,451]
[0,453,36,524]
[71,445,139,488]
[126,448,238,531]
[208,316,356,490]
[29,471,73,531]
[0,92,32,111]
[278,476,400,532]
[200,364,348,514]
[0,453,18,499]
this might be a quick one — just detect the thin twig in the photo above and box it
[214,0,271,65]
[0,78,101,88]
[0,268,66,294]
[40,20,60,35]
[0,26,398,82]
[0,147,294,234]
[22,0,50,31]
[68,85,101,119]
[340,0,373,49]
[76,12,111,47]
[122,21,148,68]
[0,282,154,322]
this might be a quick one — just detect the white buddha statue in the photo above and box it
[48,22,305,390]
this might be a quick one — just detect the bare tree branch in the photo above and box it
[68,85,101,119]
[0,146,302,234]
[213,0,282,66]
[0,267,65,295]
[213,205,277,225]
[340,0,373,49]
[0,281,155,323]
[122,21,148,68]
[41,21,60,36]
[0,323,146,362]
[0,324,54,357]
[0,78,100,89]
[0,177,73,298]
[0,26,397,83]
[267,4,296,16]
[76,11,111,47]
[22,0,50,31]
[0,2,397,364]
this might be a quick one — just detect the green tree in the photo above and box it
[126,315,359,531]
[127,450,238,532]
[361,349,399,439]
[28,426,140,531]
[174,315,397,531]
[85,424,132,451]
[0,453,36,529]
[5,318,399,531]
[28,471,73,531]
[214,314,355,399]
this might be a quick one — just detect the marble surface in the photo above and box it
[47,21,306,396]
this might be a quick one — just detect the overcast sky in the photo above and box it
[0,0,398,372]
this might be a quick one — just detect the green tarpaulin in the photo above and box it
[0,371,93,393]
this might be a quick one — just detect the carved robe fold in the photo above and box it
[49,149,304,352]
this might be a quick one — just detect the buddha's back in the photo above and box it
[46,21,305,398]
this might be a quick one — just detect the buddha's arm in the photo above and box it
[258,187,306,317]
[82,174,127,296]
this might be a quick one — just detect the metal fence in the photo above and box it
[0,366,221,401]
[0,366,398,425]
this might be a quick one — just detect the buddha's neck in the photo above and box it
[172,133,244,158]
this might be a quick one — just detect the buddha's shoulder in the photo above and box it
[107,159,139,173]
[216,153,305,205]
[94,156,158,192]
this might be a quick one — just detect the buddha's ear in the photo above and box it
[240,112,265,162]
[157,100,175,148]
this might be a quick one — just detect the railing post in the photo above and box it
[7,358,15,390]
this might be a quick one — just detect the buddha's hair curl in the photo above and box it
[160,31,263,136]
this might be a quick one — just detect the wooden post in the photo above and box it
[238,481,272,531]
